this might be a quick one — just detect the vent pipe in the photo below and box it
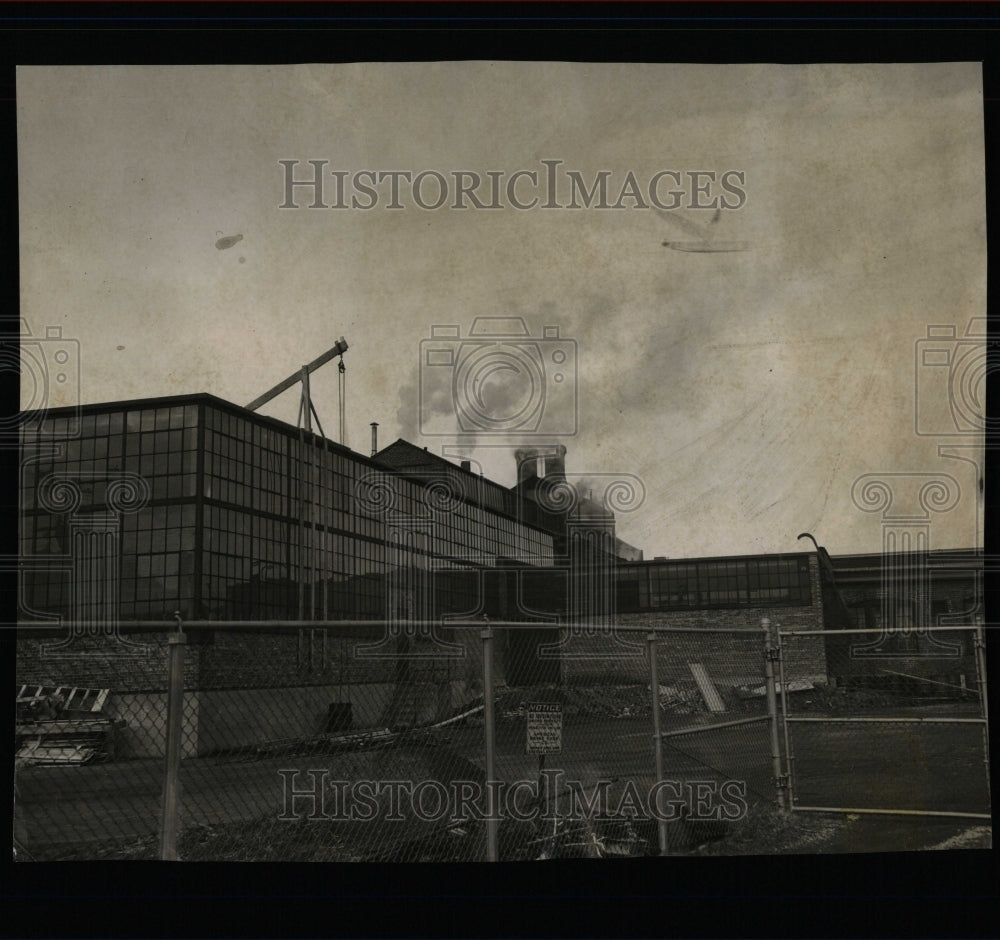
[370,422,378,457]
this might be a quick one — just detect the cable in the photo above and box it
[338,357,347,447]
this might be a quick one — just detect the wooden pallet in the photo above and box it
[16,685,109,714]
[15,685,120,764]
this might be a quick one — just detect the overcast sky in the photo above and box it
[17,63,986,558]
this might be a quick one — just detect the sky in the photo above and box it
[17,63,986,559]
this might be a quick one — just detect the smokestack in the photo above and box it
[370,422,378,457]
[543,444,567,482]
[515,447,540,485]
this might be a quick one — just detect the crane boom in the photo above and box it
[245,337,349,412]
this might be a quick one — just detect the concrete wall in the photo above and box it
[193,626,493,689]
[108,691,199,759]
[194,683,394,754]
[192,675,489,756]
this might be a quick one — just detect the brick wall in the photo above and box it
[16,631,200,692]
[561,555,828,686]
[559,616,827,689]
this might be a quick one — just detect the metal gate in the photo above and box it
[776,624,990,820]
[647,623,790,853]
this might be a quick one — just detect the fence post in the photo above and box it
[159,612,187,861]
[775,625,795,809]
[481,625,499,862]
[761,618,787,811]
[974,619,990,798]
[647,632,670,855]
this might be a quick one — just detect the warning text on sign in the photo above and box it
[526,703,562,754]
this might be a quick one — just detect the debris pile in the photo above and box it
[15,685,124,765]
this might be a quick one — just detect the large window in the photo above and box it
[199,402,556,621]
[20,403,201,620]
[618,555,813,611]
[21,398,558,625]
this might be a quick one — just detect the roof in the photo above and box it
[373,439,562,535]
[828,548,982,584]
[619,551,814,568]
[21,391,368,465]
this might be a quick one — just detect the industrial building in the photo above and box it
[17,387,659,622]
[16,389,982,753]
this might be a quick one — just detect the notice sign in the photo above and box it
[526,703,562,754]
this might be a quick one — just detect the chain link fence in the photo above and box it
[15,628,184,860]
[777,624,990,819]
[14,618,991,860]
[14,619,781,861]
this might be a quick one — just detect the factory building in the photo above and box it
[16,393,636,748]
[16,392,981,753]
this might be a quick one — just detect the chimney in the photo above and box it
[460,459,471,472]
[370,422,378,457]
[514,447,540,485]
[543,444,567,482]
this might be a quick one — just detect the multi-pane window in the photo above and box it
[21,397,558,625]
[618,555,813,611]
[20,403,200,620]
[199,402,555,621]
